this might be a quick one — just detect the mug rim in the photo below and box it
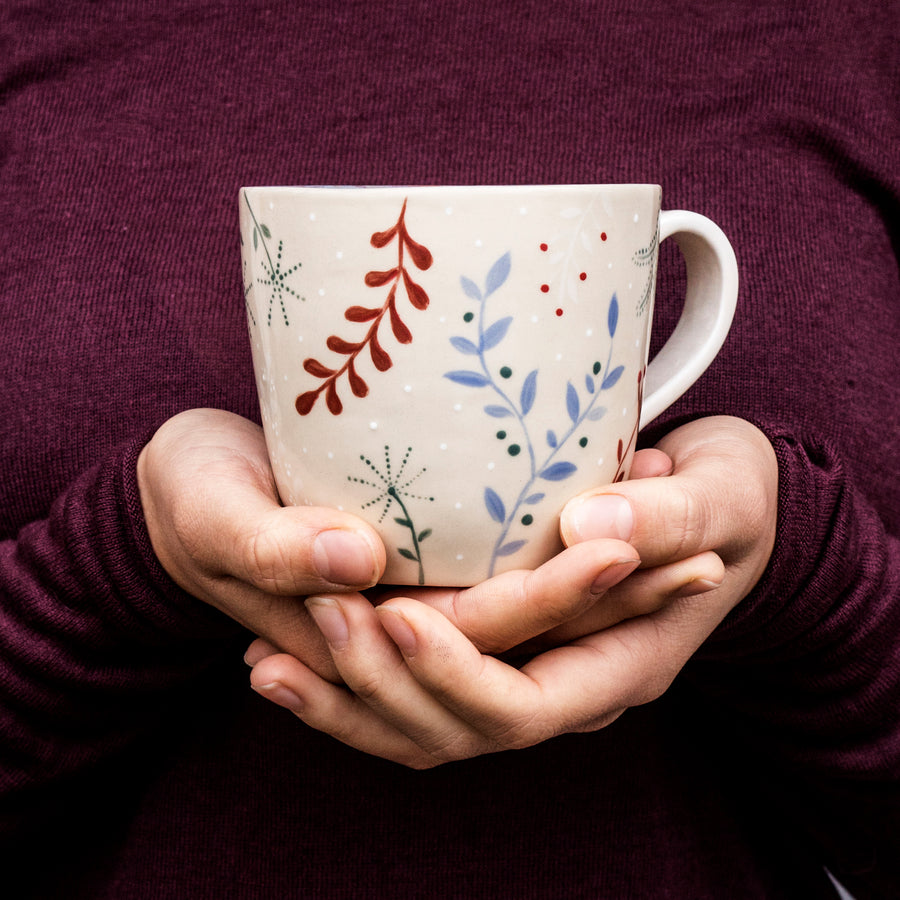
[240,183,662,192]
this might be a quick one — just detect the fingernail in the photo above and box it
[305,596,350,650]
[377,606,418,657]
[569,494,634,541]
[590,557,641,595]
[244,645,269,667]
[670,577,723,600]
[253,682,304,715]
[244,638,280,667]
[313,530,377,586]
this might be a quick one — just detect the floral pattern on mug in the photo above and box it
[445,252,628,576]
[295,199,433,415]
[242,191,304,326]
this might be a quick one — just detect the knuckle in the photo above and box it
[633,620,690,700]
[240,518,298,593]
[447,588,469,636]
[573,707,626,733]
[659,486,705,560]
[714,474,773,565]
[348,670,385,702]
[489,703,558,751]
[164,499,204,562]
[423,730,487,764]
[522,571,577,630]
[588,633,675,709]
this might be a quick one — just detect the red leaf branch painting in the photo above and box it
[612,365,645,483]
[296,199,433,416]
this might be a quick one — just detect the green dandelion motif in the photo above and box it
[243,190,304,326]
[349,445,434,584]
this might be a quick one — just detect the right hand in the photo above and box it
[137,408,387,679]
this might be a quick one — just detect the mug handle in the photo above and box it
[639,211,739,428]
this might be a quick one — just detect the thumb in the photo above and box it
[139,408,386,599]
[559,416,777,569]
[210,498,386,596]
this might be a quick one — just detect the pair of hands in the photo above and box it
[138,409,777,768]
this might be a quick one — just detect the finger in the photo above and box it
[552,582,736,711]
[380,583,731,746]
[249,653,433,768]
[376,539,640,654]
[377,599,623,745]
[232,599,343,682]
[212,502,385,596]
[304,594,484,761]
[628,448,673,479]
[560,416,778,567]
[518,550,724,649]
[140,409,386,597]
[244,637,279,666]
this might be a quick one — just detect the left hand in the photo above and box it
[247,416,777,768]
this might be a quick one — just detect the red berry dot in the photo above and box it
[600,232,607,241]
[540,242,548,251]
[579,272,587,281]
[540,284,550,293]
[555,308,564,317]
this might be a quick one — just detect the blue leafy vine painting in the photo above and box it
[445,252,626,577]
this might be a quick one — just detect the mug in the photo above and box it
[240,185,737,586]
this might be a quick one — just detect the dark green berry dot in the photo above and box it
[508,444,521,456]
[496,430,507,440]
[500,366,513,379]
[593,361,602,375]
[521,514,534,526]
[579,436,588,448]
[463,312,474,322]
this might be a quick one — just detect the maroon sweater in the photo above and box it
[2,1,898,897]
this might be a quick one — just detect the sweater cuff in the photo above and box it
[73,431,240,646]
[701,424,875,654]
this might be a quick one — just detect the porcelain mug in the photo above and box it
[240,185,737,586]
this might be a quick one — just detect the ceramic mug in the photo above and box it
[240,185,737,586]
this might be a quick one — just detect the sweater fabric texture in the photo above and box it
[1,1,898,897]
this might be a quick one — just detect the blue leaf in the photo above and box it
[587,405,607,421]
[546,429,558,448]
[461,276,482,301]
[450,336,480,355]
[585,374,595,394]
[482,316,512,350]
[445,370,491,387]
[540,461,577,481]
[601,365,624,390]
[608,293,619,338]
[484,487,506,523]
[485,405,513,418]
[524,492,546,505]
[566,382,580,424]
[485,252,511,296]
[521,369,538,415]
[496,540,527,558]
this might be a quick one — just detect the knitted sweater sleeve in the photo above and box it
[0,435,239,817]
[688,424,900,897]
